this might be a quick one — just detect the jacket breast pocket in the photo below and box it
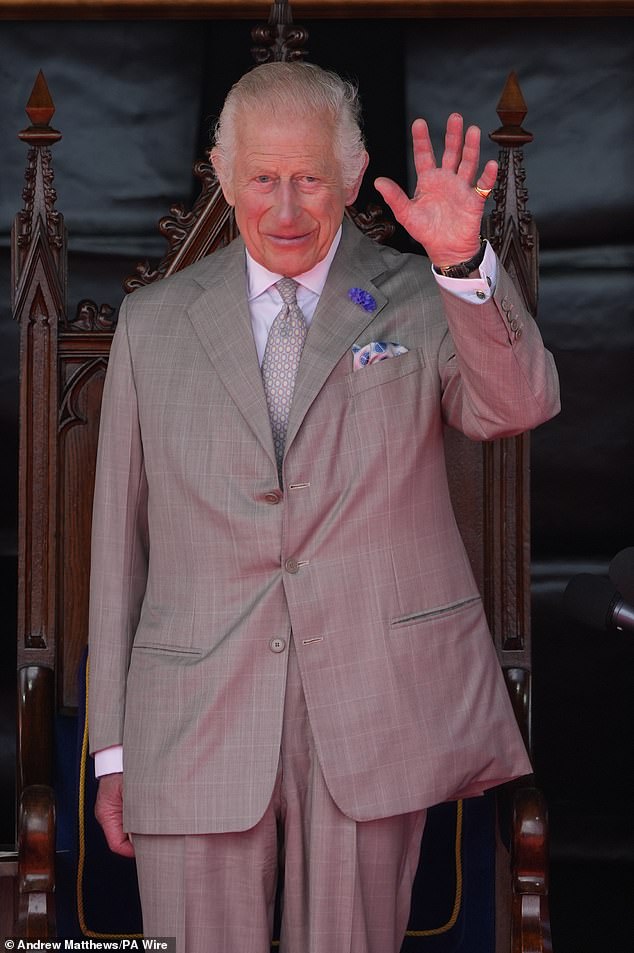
[345,348,425,398]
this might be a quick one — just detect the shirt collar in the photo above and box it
[246,226,342,301]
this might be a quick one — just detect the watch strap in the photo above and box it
[433,240,487,279]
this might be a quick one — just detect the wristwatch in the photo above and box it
[433,240,487,279]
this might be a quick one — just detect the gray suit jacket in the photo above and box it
[88,221,559,834]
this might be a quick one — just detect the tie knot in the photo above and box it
[276,277,299,307]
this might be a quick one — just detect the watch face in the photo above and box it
[442,263,470,278]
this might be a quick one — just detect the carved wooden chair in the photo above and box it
[10,5,551,950]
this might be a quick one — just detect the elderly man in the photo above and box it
[89,62,559,953]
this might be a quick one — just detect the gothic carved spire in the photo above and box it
[483,71,538,315]
[13,71,65,292]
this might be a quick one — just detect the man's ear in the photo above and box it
[345,151,370,207]
[210,150,235,207]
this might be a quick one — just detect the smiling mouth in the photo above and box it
[266,232,313,244]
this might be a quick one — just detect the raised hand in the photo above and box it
[374,113,496,268]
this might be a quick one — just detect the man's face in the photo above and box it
[217,110,367,277]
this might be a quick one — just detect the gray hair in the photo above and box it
[212,61,366,189]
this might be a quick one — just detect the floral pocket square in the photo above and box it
[352,341,409,370]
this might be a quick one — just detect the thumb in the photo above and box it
[374,177,409,223]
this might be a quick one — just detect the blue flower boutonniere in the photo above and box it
[348,287,377,312]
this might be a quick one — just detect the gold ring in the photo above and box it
[474,185,492,199]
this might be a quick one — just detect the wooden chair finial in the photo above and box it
[490,72,533,146]
[19,70,61,146]
[26,70,55,127]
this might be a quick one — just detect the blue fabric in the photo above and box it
[402,794,496,952]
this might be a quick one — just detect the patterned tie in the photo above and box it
[261,278,308,482]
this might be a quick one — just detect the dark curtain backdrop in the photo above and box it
[1,15,633,952]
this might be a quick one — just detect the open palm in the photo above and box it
[375,114,496,268]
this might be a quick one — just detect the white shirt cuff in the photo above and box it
[94,745,124,777]
[431,240,498,304]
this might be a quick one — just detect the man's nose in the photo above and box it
[275,181,300,223]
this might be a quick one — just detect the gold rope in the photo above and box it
[406,799,464,938]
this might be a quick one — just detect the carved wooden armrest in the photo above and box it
[16,665,56,937]
[16,784,56,938]
[511,785,553,953]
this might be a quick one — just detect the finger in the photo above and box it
[411,118,437,178]
[441,113,464,172]
[98,807,136,857]
[476,158,498,193]
[374,176,411,223]
[457,124,482,182]
[111,832,136,858]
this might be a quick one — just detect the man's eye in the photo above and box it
[255,175,272,184]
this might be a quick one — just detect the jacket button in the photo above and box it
[285,557,299,574]
[269,637,286,653]
[264,490,282,504]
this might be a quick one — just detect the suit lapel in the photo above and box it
[185,239,276,466]
[285,221,388,455]
[183,223,391,473]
